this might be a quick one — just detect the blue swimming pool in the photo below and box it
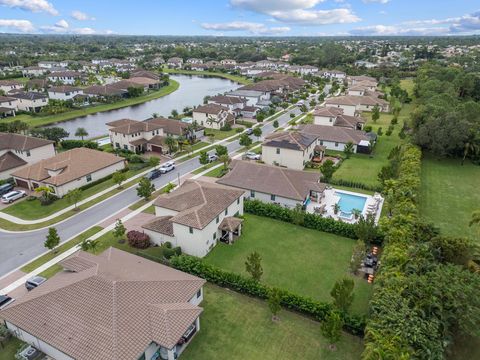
[334,191,367,216]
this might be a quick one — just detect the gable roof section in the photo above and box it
[153,180,244,229]
[263,131,317,151]
[217,160,325,201]
[0,132,53,151]
[0,248,205,360]
[0,151,27,172]
[297,124,369,145]
[109,120,163,135]
[146,117,192,136]
[193,103,229,115]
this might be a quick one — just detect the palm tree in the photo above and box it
[75,127,88,141]
[151,112,159,118]
[164,136,177,154]
[177,136,186,152]
[219,154,231,170]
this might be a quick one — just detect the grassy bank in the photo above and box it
[162,68,252,85]
[5,80,179,128]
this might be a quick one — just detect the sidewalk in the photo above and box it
[0,106,291,226]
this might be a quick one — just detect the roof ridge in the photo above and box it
[280,168,303,200]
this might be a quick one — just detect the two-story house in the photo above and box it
[11,92,49,112]
[47,71,82,85]
[0,95,18,117]
[313,106,365,130]
[192,104,235,130]
[142,180,245,257]
[47,86,84,101]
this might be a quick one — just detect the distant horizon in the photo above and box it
[0,0,479,37]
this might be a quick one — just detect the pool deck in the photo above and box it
[306,187,383,224]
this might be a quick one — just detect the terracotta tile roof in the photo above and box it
[131,70,160,81]
[105,118,138,127]
[0,132,53,151]
[110,120,163,135]
[0,248,205,360]
[83,85,126,96]
[217,160,325,201]
[0,95,17,103]
[142,215,174,236]
[0,151,27,172]
[129,76,159,85]
[0,79,21,86]
[298,124,370,145]
[193,103,229,115]
[263,131,317,151]
[47,71,82,78]
[48,85,81,93]
[12,148,125,186]
[153,180,244,230]
[146,117,192,136]
[209,95,246,105]
[11,92,48,100]
[326,95,388,107]
[313,106,344,117]
[334,114,365,129]
[218,216,243,232]
[109,80,144,90]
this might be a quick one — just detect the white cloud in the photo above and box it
[0,0,58,15]
[0,18,34,32]
[362,0,390,3]
[72,27,96,35]
[201,21,290,35]
[71,10,95,21]
[350,24,450,36]
[41,18,70,32]
[230,0,359,25]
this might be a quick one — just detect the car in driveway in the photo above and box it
[0,183,14,196]
[25,276,47,291]
[1,190,26,204]
[208,154,218,162]
[145,168,162,180]
[245,128,253,135]
[0,294,15,309]
[159,161,175,173]
[244,151,261,160]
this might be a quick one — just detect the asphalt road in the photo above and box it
[0,106,301,276]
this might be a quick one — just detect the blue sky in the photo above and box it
[0,0,479,36]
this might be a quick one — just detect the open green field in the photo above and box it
[4,80,179,128]
[332,104,409,188]
[419,154,480,241]
[182,284,363,360]
[204,214,372,315]
[162,68,252,85]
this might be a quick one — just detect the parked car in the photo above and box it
[0,294,14,309]
[25,276,47,291]
[208,154,218,162]
[1,190,26,204]
[245,128,253,135]
[0,183,14,196]
[245,151,261,160]
[159,161,175,173]
[145,168,162,180]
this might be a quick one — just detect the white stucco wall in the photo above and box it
[327,104,356,116]
[15,97,49,111]
[0,144,55,179]
[48,90,83,101]
[317,140,358,152]
[313,115,335,126]
[262,144,315,170]
[245,190,301,208]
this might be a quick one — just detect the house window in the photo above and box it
[213,232,217,240]
[26,150,31,157]
[115,142,120,148]
[189,227,193,234]
[276,148,280,154]
[271,194,276,201]
[86,174,92,182]
[123,145,128,150]
[320,140,323,145]
[197,289,202,298]
[329,118,333,122]
[335,142,339,147]
[216,216,219,224]
[225,208,228,215]
[237,198,240,205]
[250,190,255,198]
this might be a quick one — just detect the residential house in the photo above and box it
[261,131,318,170]
[142,180,245,256]
[313,106,365,130]
[11,92,49,112]
[21,66,48,77]
[151,56,165,66]
[47,71,82,85]
[186,58,203,65]
[225,89,268,107]
[109,79,147,93]
[11,147,126,197]
[131,69,160,81]
[0,132,55,179]
[0,96,17,117]
[191,64,208,71]
[0,248,205,360]
[325,95,389,116]
[0,80,22,93]
[26,79,48,92]
[38,60,68,69]
[298,124,371,153]
[348,75,377,86]
[167,57,183,68]
[192,104,235,130]
[217,160,326,209]
[220,59,237,65]
[108,120,166,153]
[207,95,246,112]
[83,85,127,100]
[321,70,346,81]
[47,86,83,101]
[354,60,377,69]
[290,65,319,76]
[146,117,204,139]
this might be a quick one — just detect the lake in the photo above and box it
[47,74,240,139]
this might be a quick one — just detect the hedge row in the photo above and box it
[170,254,365,336]
[327,178,382,192]
[244,199,357,239]
[60,140,99,150]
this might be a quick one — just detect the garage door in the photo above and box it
[151,145,163,154]
[15,179,29,189]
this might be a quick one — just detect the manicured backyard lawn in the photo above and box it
[419,154,480,241]
[0,337,23,360]
[204,214,372,315]
[182,284,364,360]
[332,104,409,188]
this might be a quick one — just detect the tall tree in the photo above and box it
[319,159,336,182]
[219,154,231,171]
[239,133,252,148]
[252,127,262,141]
[112,219,126,244]
[215,145,228,157]
[66,188,82,210]
[75,127,88,141]
[199,151,209,165]
[137,177,155,201]
[321,311,343,351]
[330,278,355,312]
[164,136,177,153]
[245,251,263,282]
[44,227,60,253]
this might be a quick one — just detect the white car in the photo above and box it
[159,161,175,173]
[245,152,261,160]
[1,190,26,204]
[208,154,218,162]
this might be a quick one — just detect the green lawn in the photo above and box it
[204,128,240,140]
[204,214,372,315]
[400,78,415,97]
[191,161,220,175]
[174,141,210,158]
[4,80,179,128]
[182,284,363,360]
[162,68,252,85]
[203,165,225,178]
[2,168,148,221]
[419,154,480,241]
[0,337,23,360]
[332,104,409,188]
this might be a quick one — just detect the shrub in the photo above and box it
[164,241,172,249]
[170,255,365,336]
[220,123,232,131]
[235,127,243,133]
[127,230,151,249]
[364,125,373,132]
[60,140,98,150]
